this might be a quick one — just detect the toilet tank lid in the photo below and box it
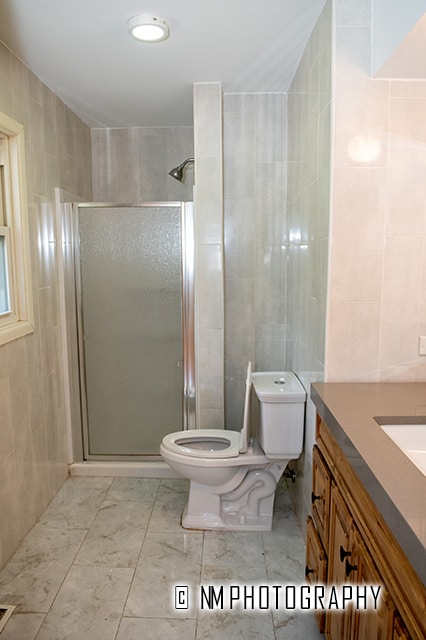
[252,371,306,403]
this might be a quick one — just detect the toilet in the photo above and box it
[160,363,306,531]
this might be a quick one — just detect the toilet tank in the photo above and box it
[251,371,306,459]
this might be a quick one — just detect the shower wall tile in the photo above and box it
[223,197,257,279]
[91,126,194,202]
[223,92,287,428]
[0,41,92,569]
[197,244,224,330]
[195,156,223,244]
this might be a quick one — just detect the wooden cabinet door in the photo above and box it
[326,482,357,640]
[306,515,327,633]
[312,444,332,547]
[392,616,412,640]
[350,533,395,640]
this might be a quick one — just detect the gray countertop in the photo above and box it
[311,382,426,586]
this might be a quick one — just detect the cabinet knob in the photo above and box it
[345,558,358,577]
[305,566,314,578]
[311,491,321,504]
[340,545,351,562]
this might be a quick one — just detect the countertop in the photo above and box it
[311,382,426,586]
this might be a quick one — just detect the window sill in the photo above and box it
[0,319,34,346]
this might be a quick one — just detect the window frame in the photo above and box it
[0,111,34,344]
[0,225,13,316]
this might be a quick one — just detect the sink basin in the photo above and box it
[379,422,426,476]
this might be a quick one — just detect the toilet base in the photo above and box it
[182,501,275,532]
[180,461,287,532]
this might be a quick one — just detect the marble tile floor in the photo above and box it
[0,476,323,639]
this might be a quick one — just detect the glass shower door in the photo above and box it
[77,203,193,458]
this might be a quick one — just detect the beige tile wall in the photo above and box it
[326,0,426,382]
[0,42,92,568]
[289,0,426,532]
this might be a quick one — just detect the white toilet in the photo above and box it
[160,364,306,531]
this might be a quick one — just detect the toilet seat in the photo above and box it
[161,362,253,460]
[161,429,242,458]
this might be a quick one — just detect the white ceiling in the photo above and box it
[0,0,325,127]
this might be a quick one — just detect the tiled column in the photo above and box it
[193,83,224,429]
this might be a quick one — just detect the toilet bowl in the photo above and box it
[160,364,306,531]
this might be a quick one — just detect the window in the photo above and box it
[0,228,11,314]
[0,112,34,344]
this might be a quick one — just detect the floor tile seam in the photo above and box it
[52,484,114,503]
[28,546,87,638]
[104,478,162,504]
[120,612,197,621]
[119,522,150,623]
[111,595,140,640]
[81,489,154,537]
[199,571,270,584]
[71,559,142,570]
[136,482,171,532]
[84,508,155,533]
[197,531,206,590]
[27,610,48,640]
[101,498,159,506]
[39,504,112,531]
[63,479,155,576]
[118,613,196,621]
[37,523,93,617]
[146,526,193,533]
[29,524,92,536]
[139,508,158,535]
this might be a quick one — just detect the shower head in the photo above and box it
[168,157,194,182]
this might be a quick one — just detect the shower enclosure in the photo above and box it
[75,202,195,460]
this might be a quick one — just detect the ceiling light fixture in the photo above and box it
[128,15,170,43]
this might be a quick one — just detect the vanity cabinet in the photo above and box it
[306,515,327,632]
[350,534,395,640]
[326,482,358,640]
[311,446,331,546]
[306,415,426,640]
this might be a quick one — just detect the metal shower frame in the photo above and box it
[73,201,196,461]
